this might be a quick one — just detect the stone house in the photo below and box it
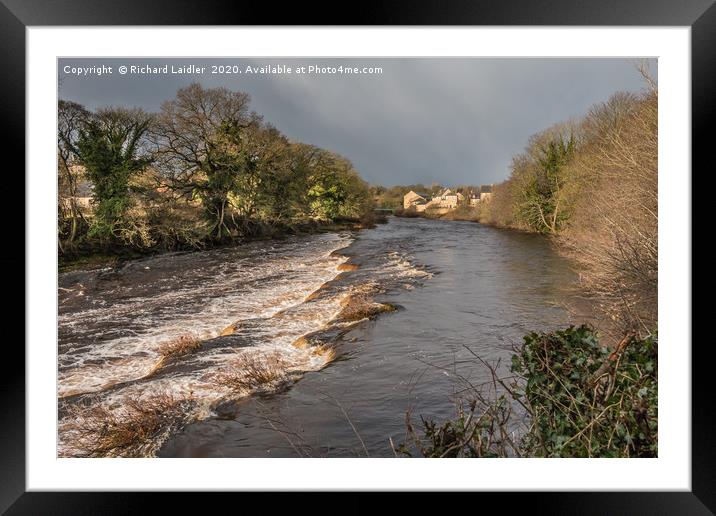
[403,188,469,212]
[428,188,464,209]
[403,190,432,211]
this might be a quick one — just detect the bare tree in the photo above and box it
[635,59,658,96]
[151,83,257,240]
[561,90,658,335]
[57,100,90,250]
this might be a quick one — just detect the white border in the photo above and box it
[27,27,691,491]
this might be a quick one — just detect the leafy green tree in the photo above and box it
[226,123,292,222]
[74,107,152,243]
[516,134,575,233]
[308,179,346,220]
[306,151,358,220]
[262,141,312,220]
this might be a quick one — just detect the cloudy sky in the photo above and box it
[58,58,655,187]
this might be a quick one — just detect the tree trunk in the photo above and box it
[68,200,79,245]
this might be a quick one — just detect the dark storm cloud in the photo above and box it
[58,58,655,186]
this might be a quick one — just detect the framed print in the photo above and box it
[3,0,709,512]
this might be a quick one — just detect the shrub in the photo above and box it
[60,393,192,458]
[157,334,202,358]
[514,325,657,457]
[396,397,519,458]
[559,92,657,335]
[399,325,657,458]
[214,350,292,393]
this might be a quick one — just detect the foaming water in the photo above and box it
[58,234,352,397]
[57,229,433,457]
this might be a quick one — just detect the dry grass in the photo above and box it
[157,334,202,358]
[60,393,190,458]
[338,293,397,322]
[214,350,292,393]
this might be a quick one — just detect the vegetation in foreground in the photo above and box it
[157,334,203,359]
[61,350,302,457]
[58,83,377,269]
[397,325,657,458]
[214,350,294,395]
[60,393,195,458]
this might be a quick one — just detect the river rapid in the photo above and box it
[57,217,579,457]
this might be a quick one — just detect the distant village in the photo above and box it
[403,185,493,213]
[64,164,496,220]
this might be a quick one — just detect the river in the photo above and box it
[57,217,580,457]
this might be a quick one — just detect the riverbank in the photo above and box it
[394,205,528,232]
[59,215,385,273]
[394,206,476,221]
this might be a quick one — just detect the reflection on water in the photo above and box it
[58,217,580,457]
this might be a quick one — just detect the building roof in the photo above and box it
[436,189,459,197]
[405,191,432,200]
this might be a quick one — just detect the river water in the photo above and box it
[58,217,580,457]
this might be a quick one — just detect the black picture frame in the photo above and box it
[2,0,707,513]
